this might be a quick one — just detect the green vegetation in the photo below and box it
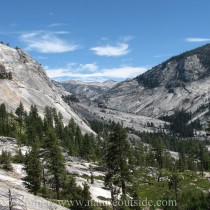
[104,123,133,206]
[23,144,42,195]
[1,102,210,209]
[89,118,210,209]
[0,63,12,80]
[160,109,202,137]
[0,150,13,170]
[0,102,103,209]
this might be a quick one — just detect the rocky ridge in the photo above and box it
[97,44,210,118]
[0,44,93,133]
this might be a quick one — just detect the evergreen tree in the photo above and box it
[0,103,8,135]
[104,123,132,198]
[152,137,165,170]
[0,150,13,171]
[168,172,180,203]
[63,177,83,209]
[63,179,93,210]
[81,183,93,210]
[75,125,84,156]
[90,172,94,184]
[44,127,67,199]
[82,133,95,161]
[13,149,24,163]
[53,110,64,140]
[15,101,25,134]
[43,106,54,129]
[25,105,43,145]
[197,143,210,176]
[62,126,75,155]
[23,144,42,195]
[68,118,77,136]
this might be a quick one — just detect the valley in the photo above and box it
[1,43,210,210]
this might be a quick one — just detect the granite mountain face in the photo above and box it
[0,43,92,133]
[97,44,210,118]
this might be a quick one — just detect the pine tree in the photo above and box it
[65,118,77,155]
[13,149,24,163]
[197,143,210,176]
[44,127,67,199]
[15,101,25,134]
[43,106,54,129]
[75,125,84,156]
[26,105,43,145]
[63,176,83,206]
[0,103,8,135]
[62,126,75,155]
[23,144,42,195]
[68,118,77,136]
[0,150,13,171]
[152,137,165,169]
[168,172,180,207]
[81,183,93,210]
[82,133,95,161]
[104,123,132,199]
[53,110,64,140]
[63,178,93,210]
[90,172,94,184]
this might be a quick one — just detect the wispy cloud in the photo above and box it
[20,31,80,53]
[90,36,133,57]
[90,43,130,57]
[185,38,210,43]
[46,63,147,81]
[66,62,99,73]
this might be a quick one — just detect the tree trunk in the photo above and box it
[121,179,126,197]
[55,176,60,200]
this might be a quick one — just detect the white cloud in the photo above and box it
[46,63,147,81]
[90,43,130,57]
[65,62,99,73]
[20,31,79,53]
[80,63,98,72]
[185,38,210,43]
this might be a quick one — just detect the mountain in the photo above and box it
[0,43,92,133]
[60,79,117,101]
[97,44,210,118]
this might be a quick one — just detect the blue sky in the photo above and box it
[1,0,210,82]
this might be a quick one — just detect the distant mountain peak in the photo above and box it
[136,44,210,89]
[60,80,118,101]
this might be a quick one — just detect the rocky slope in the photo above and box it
[0,44,93,133]
[98,44,210,118]
[0,136,111,209]
[60,79,117,101]
[72,102,168,133]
